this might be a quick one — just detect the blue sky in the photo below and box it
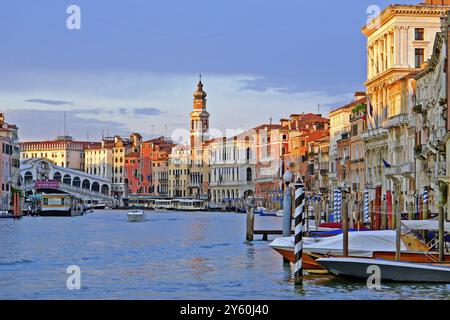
[0,0,414,141]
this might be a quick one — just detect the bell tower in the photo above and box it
[190,75,210,155]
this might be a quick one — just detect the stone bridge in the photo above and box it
[20,158,114,204]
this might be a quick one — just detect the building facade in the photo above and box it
[209,131,256,207]
[20,136,94,171]
[0,113,19,211]
[415,27,448,217]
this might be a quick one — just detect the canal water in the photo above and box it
[0,210,448,300]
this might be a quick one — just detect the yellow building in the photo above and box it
[20,136,94,171]
[84,138,115,182]
[168,145,191,198]
[362,2,449,214]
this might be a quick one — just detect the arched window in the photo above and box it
[246,148,251,162]
[246,168,252,182]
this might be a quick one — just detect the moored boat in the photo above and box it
[127,210,146,222]
[269,229,450,273]
[316,257,450,283]
[269,230,429,273]
[40,193,83,217]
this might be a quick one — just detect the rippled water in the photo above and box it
[0,210,448,300]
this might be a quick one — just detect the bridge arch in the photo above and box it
[73,177,81,188]
[91,182,100,193]
[62,174,71,185]
[82,179,90,190]
[53,171,62,182]
[101,184,110,195]
[24,171,33,183]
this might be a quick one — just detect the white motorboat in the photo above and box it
[316,257,450,283]
[127,210,146,222]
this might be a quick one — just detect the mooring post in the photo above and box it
[246,196,255,242]
[395,198,401,262]
[439,204,445,262]
[294,183,305,285]
[282,186,292,238]
[342,189,349,258]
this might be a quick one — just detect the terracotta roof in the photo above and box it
[126,152,141,158]
[330,97,367,115]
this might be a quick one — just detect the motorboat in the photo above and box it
[316,257,450,283]
[127,210,146,222]
[268,230,446,273]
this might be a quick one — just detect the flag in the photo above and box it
[382,158,392,168]
[366,96,376,130]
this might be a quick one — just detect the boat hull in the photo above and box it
[317,258,450,283]
[272,246,450,272]
[40,210,81,217]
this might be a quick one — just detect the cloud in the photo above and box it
[134,107,164,116]
[1,71,355,141]
[24,98,74,106]
[5,109,131,141]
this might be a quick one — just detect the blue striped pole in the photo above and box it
[423,189,428,204]
[335,188,342,223]
[364,188,370,223]
[333,188,338,222]
[294,183,305,285]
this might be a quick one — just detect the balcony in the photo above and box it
[384,162,413,178]
[361,127,388,142]
[385,165,402,178]
[382,113,409,129]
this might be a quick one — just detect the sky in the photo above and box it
[0,0,415,142]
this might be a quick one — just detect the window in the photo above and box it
[415,28,424,41]
[352,124,358,137]
[415,48,424,68]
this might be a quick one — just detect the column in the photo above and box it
[394,27,401,66]
[401,26,409,67]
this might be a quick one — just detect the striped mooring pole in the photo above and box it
[333,188,342,223]
[364,188,370,224]
[294,183,306,285]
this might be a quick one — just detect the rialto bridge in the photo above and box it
[20,158,114,204]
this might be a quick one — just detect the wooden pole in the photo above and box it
[315,200,320,231]
[342,191,349,257]
[395,199,401,262]
[439,204,445,262]
[294,183,305,285]
[246,197,254,242]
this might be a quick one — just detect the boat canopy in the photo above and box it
[270,230,408,258]
[402,220,450,233]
